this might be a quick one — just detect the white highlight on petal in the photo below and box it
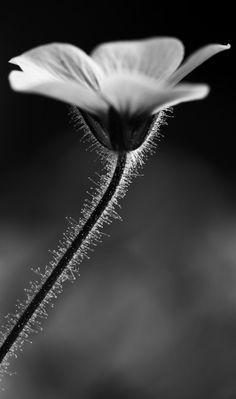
[151,83,210,114]
[168,43,231,86]
[9,70,108,115]
[92,37,184,82]
[100,74,162,114]
[10,43,104,90]
[100,74,209,115]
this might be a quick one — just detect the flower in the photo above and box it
[9,38,230,151]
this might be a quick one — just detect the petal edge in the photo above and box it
[9,43,104,90]
[92,37,184,82]
[168,43,231,86]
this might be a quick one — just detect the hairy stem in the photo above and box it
[0,151,127,365]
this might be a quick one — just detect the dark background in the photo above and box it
[0,3,235,398]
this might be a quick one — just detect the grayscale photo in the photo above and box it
[0,2,234,398]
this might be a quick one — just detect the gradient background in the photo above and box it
[0,2,235,398]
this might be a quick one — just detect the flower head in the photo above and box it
[9,38,230,151]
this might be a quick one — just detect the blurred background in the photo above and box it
[0,2,235,398]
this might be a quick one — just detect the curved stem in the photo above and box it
[0,151,127,364]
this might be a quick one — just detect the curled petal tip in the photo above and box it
[9,56,25,68]
[218,43,231,50]
[9,57,17,65]
[168,42,231,86]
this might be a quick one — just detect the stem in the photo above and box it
[0,151,127,365]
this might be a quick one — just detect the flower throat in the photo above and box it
[79,107,156,152]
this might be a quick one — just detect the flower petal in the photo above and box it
[151,83,210,113]
[10,43,104,90]
[9,69,108,115]
[168,43,231,85]
[100,74,209,115]
[91,37,184,82]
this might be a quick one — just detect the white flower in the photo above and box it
[9,38,230,151]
